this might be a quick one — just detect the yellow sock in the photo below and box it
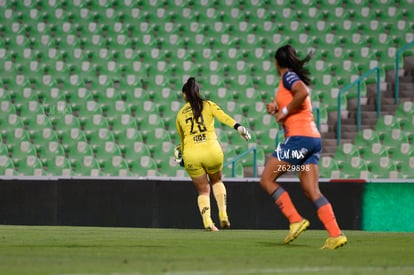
[197,194,213,228]
[212,182,228,221]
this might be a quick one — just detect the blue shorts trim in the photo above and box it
[272,136,321,165]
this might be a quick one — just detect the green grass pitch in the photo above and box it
[0,226,413,275]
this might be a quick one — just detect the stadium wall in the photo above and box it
[0,177,363,230]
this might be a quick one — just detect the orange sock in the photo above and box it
[272,187,302,224]
[315,197,342,237]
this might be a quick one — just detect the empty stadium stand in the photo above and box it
[0,0,413,178]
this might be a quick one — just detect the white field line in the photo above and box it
[164,265,414,275]
[61,266,414,275]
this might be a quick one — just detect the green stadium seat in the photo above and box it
[228,76,255,99]
[10,140,37,164]
[44,61,71,82]
[240,145,265,168]
[374,44,403,70]
[13,48,38,66]
[43,155,73,176]
[0,155,15,176]
[389,143,414,170]
[1,111,22,131]
[223,161,244,178]
[60,128,88,152]
[25,113,53,133]
[297,6,323,21]
[353,129,381,150]
[399,157,414,179]
[94,140,123,162]
[319,87,348,112]
[369,157,400,179]
[375,115,400,139]
[144,128,172,152]
[323,6,352,22]
[0,141,9,157]
[138,113,166,135]
[97,91,124,114]
[382,129,410,151]
[130,155,159,177]
[116,127,143,152]
[362,142,390,166]
[67,88,93,112]
[100,155,132,177]
[68,7,95,26]
[76,100,104,123]
[111,113,138,134]
[31,126,59,152]
[82,114,110,137]
[72,156,103,177]
[319,156,340,179]
[246,102,269,131]
[395,101,414,118]
[350,6,378,22]
[258,128,279,154]
[6,76,32,96]
[0,88,11,102]
[88,128,116,151]
[52,114,81,137]
[6,34,31,53]
[340,157,371,179]
[46,102,74,121]
[67,141,94,163]
[152,141,175,163]
[331,60,360,86]
[308,60,331,80]
[208,87,235,102]
[0,101,17,124]
[335,143,360,167]
[123,140,151,164]
[15,155,45,176]
[157,156,184,177]
[152,87,179,113]
[223,101,245,117]
[3,126,31,150]
[399,116,414,143]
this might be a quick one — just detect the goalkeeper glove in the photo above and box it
[174,145,184,167]
[234,123,251,141]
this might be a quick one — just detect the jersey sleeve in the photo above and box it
[282,71,301,91]
[175,114,184,150]
[207,100,237,128]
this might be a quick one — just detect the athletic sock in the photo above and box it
[314,196,342,237]
[271,187,302,224]
[212,182,228,221]
[197,194,213,228]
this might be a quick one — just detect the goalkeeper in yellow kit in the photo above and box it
[175,77,251,231]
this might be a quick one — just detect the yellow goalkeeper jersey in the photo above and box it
[175,100,236,152]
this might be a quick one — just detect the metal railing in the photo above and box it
[314,107,320,131]
[336,67,381,145]
[224,147,257,177]
[395,40,414,105]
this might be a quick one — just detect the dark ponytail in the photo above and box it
[275,44,313,86]
[182,77,204,121]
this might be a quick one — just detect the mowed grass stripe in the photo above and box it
[0,226,413,275]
